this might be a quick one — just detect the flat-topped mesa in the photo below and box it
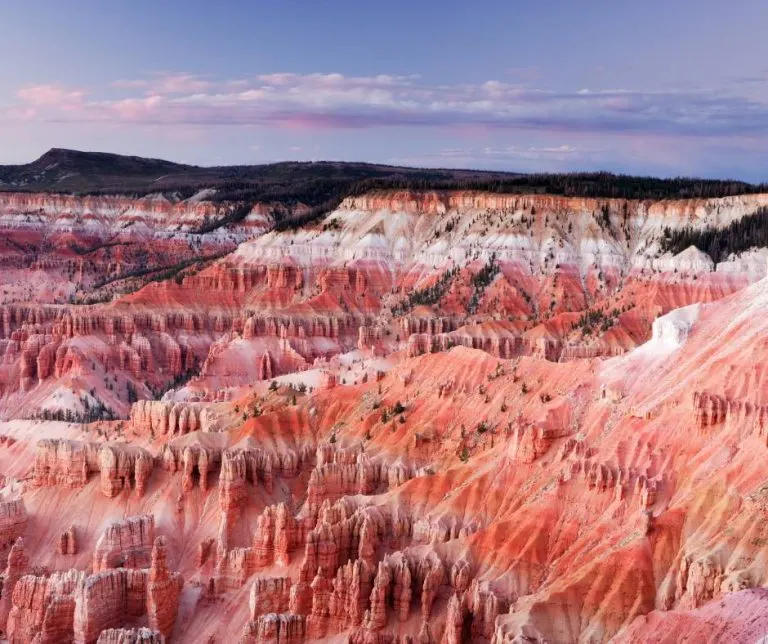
[96,628,164,644]
[93,515,155,572]
[239,613,307,644]
[146,537,183,640]
[33,440,153,498]
[0,500,27,553]
[130,400,210,437]
[341,190,602,215]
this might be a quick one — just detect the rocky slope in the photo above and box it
[1,172,768,641]
[2,189,764,420]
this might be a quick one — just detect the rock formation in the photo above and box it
[146,537,183,639]
[6,536,182,643]
[93,515,155,572]
[59,526,78,556]
[34,440,152,498]
[0,538,29,625]
[248,576,292,618]
[6,179,768,642]
[96,628,164,644]
[0,501,27,552]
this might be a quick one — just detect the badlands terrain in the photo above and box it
[1,149,768,642]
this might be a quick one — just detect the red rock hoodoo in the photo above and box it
[2,182,768,642]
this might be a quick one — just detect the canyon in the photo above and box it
[1,153,768,642]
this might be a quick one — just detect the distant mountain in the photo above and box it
[0,148,763,210]
[0,147,521,198]
[0,148,197,193]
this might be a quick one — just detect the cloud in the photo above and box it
[390,144,589,171]
[731,76,767,86]
[110,79,149,89]
[16,84,85,108]
[10,72,768,143]
[151,73,212,94]
[110,73,212,94]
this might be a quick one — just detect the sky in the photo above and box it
[2,0,768,180]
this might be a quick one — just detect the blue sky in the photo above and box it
[2,0,768,179]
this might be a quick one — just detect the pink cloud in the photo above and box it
[9,72,768,144]
[17,84,85,108]
[110,95,165,120]
[110,74,211,94]
[110,79,149,89]
[151,73,212,94]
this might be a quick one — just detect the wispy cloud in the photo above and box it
[8,72,768,143]
[16,84,85,108]
[110,72,212,94]
[389,144,593,171]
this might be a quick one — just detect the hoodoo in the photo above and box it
[1,145,767,642]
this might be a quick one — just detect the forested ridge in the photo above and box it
[4,148,767,233]
[660,207,768,262]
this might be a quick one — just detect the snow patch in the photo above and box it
[647,303,701,354]
[653,246,714,273]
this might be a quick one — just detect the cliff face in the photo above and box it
[3,186,768,642]
[0,191,260,310]
[33,440,153,498]
[93,515,155,572]
[3,188,765,420]
[0,501,27,554]
[6,532,182,644]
